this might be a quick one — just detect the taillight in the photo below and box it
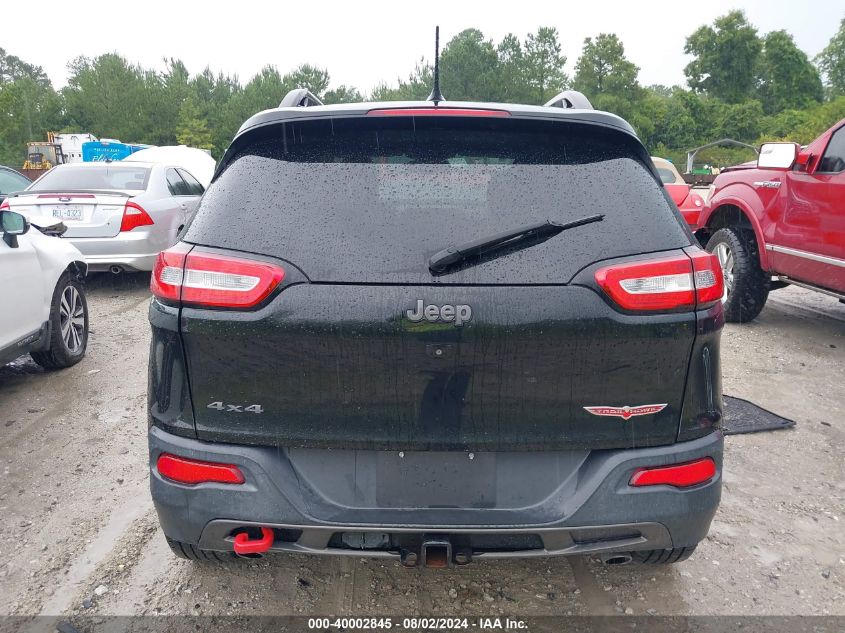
[0,200,9,211]
[595,250,723,312]
[629,457,717,488]
[120,201,154,232]
[157,453,245,485]
[689,249,724,307]
[150,246,285,309]
[150,245,189,303]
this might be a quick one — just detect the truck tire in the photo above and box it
[630,546,697,565]
[30,272,89,369]
[705,228,769,323]
[165,536,237,562]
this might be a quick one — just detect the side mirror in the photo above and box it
[1,210,30,248]
[795,149,813,171]
[757,142,799,170]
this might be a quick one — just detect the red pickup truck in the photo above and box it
[697,119,845,322]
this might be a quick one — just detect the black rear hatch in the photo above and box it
[180,114,695,449]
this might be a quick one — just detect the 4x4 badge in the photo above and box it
[583,404,667,420]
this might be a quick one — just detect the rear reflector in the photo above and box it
[595,250,723,312]
[629,458,717,488]
[120,201,154,232]
[367,107,510,117]
[157,453,245,485]
[151,246,285,309]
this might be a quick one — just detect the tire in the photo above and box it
[30,272,89,369]
[165,536,237,562]
[630,546,697,565]
[705,227,769,323]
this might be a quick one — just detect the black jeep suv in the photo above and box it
[147,89,725,567]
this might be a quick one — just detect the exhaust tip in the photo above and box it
[600,552,633,566]
[109,265,124,275]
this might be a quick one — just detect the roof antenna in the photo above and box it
[427,26,445,105]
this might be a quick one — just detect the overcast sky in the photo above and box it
[5,0,843,93]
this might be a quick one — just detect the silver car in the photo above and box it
[5,162,204,272]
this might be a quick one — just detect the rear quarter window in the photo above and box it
[186,116,690,284]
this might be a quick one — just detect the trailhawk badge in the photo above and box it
[584,404,667,420]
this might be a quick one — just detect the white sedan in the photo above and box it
[0,206,89,368]
[4,161,204,273]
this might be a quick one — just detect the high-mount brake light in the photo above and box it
[367,108,510,117]
[157,453,245,485]
[595,250,723,312]
[630,458,717,488]
[120,201,154,232]
[150,247,285,309]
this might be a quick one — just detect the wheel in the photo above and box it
[165,536,237,562]
[630,545,697,565]
[30,272,89,369]
[705,228,769,323]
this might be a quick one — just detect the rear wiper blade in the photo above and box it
[428,214,604,274]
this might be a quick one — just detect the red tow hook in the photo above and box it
[233,527,274,555]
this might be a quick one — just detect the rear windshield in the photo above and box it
[30,165,151,192]
[186,117,689,284]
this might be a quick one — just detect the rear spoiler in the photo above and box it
[8,189,135,198]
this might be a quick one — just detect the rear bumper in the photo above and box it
[149,427,722,559]
[67,230,166,272]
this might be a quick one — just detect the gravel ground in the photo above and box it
[0,274,842,622]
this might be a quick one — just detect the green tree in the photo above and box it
[816,18,845,97]
[672,90,726,144]
[0,47,51,87]
[62,54,152,141]
[191,68,241,157]
[0,76,62,166]
[283,64,330,97]
[684,10,762,103]
[323,85,363,104]
[717,100,763,141]
[439,29,500,100]
[762,96,845,143]
[0,48,63,166]
[572,33,641,121]
[175,96,213,151]
[495,34,531,102]
[216,66,288,150]
[371,59,432,101]
[647,84,676,97]
[757,30,823,114]
[573,34,640,98]
[523,27,568,103]
[157,58,191,135]
[629,89,697,151]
